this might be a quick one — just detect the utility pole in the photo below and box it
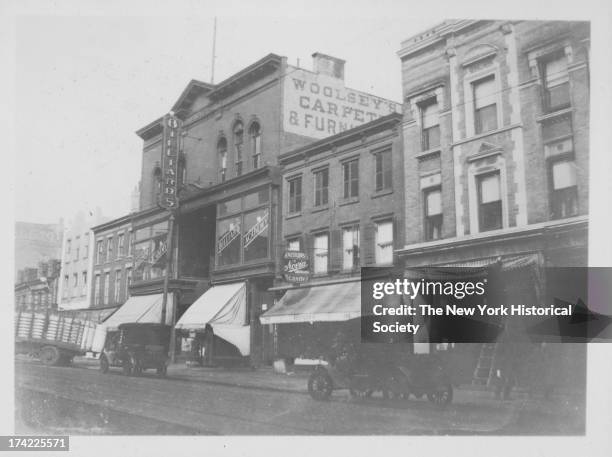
[211,17,217,84]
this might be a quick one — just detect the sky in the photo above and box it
[12,1,443,225]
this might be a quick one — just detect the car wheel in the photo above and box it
[427,383,453,407]
[308,370,333,401]
[40,346,61,366]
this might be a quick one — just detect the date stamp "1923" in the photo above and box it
[0,436,69,451]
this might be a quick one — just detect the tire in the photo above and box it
[40,346,61,366]
[427,383,453,407]
[308,370,333,401]
[99,355,109,374]
[156,364,167,377]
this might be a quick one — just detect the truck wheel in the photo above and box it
[308,370,333,401]
[40,346,61,366]
[99,355,109,374]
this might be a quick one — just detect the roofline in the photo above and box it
[171,79,216,113]
[279,112,403,164]
[91,213,134,232]
[135,116,164,140]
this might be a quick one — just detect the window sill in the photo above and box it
[415,147,442,159]
[536,107,573,123]
[371,189,393,199]
[453,123,522,147]
[310,205,329,214]
[339,198,359,207]
[285,212,302,220]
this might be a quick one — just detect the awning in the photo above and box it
[405,254,539,279]
[101,293,173,331]
[259,281,361,325]
[175,282,250,356]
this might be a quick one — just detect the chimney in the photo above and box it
[312,52,345,80]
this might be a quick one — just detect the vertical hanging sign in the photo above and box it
[160,113,181,209]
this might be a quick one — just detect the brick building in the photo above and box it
[14,259,61,311]
[396,20,589,386]
[260,113,404,361]
[89,214,134,321]
[101,52,399,365]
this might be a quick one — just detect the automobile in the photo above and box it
[99,323,170,377]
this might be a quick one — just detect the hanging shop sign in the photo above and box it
[283,251,310,283]
[160,113,182,209]
[217,221,241,254]
[244,209,270,248]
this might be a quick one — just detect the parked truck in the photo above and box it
[15,310,98,366]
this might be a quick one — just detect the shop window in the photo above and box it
[249,122,262,169]
[216,217,241,266]
[375,220,393,265]
[313,233,329,274]
[374,149,392,191]
[541,51,570,113]
[549,159,578,219]
[420,98,440,150]
[313,168,329,207]
[218,137,228,182]
[288,176,302,214]
[473,75,498,134]
[424,187,443,241]
[342,226,360,270]
[342,159,359,199]
[243,208,270,262]
[477,171,503,232]
[234,122,244,177]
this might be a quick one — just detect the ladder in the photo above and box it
[473,343,498,386]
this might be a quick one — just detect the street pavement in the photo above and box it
[15,358,586,435]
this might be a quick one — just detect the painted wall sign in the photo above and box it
[244,209,270,248]
[160,113,182,209]
[217,221,241,254]
[283,67,400,139]
[283,251,310,283]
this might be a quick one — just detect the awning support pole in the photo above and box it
[161,212,176,361]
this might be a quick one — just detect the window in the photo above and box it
[72,273,78,297]
[127,231,133,256]
[234,122,244,177]
[375,220,393,265]
[94,274,101,305]
[477,171,503,232]
[243,208,270,262]
[106,237,113,261]
[65,239,71,261]
[83,234,89,259]
[249,122,262,169]
[114,270,122,303]
[541,52,570,112]
[420,99,440,150]
[342,226,360,270]
[218,137,228,182]
[81,271,87,296]
[153,167,162,201]
[424,187,443,240]
[375,149,392,191]
[343,159,359,199]
[96,240,104,264]
[313,233,329,274]
[313,168,329,207]
[473,76,497,134]
[74,237,80,260]
[287,238,301,252]
[103,272,110,305]
[125,268,132,298]
[550,159,578,219]
[288,177,302,213]
[117,233,125,257]
[63,275,69,298]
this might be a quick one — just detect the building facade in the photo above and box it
[90,215,134,318]
[15,259,61,311]
[14,221,63,277]
[396,20,589,386]
[110,52,401,365]
[261,113,404,361]
[57,209,108,311]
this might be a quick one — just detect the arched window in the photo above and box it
[217,137,227,182]
[249,122,262,169]
[233,121,244,177]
